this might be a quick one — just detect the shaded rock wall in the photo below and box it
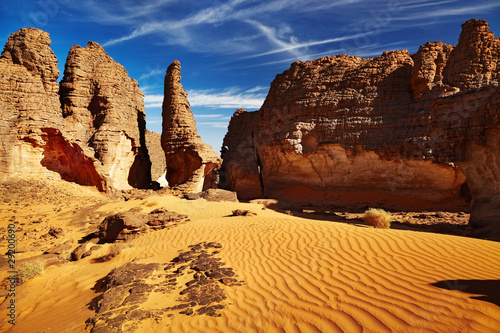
[0,28,151,191]
[145,129,166,184]
[161,60,221,193]
[220,109,262,200]
[221,19,500,225]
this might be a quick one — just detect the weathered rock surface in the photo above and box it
[86,262,163,333]
[97,208,188,243]
[184,188,239,202]
[201,189,239,202]
[0,28,151,191]
[161,60,221,193]
[145,129,166,185]
[87,242,243,332]
[60,41,151,190]
[221,19,500,226]
[220,109,263,200]
[0,28,74,182]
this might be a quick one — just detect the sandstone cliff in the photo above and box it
[221,19,500,227]
[0,28,151,191]
[0,28,103,189]
[161,60,221,193]
[60,41,151,190]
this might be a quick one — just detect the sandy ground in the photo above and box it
[0,179,499,332]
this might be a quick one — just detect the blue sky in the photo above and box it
[1,0,499,153]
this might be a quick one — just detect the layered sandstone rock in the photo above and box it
[0,28,105,188]
[161,60,221,193]
[60,41,150,190]
[0,28,151,191]
[221,19,500,226]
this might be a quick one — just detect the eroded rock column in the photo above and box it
[161,60,221,193]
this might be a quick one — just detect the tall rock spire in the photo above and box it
[161,60,221,192]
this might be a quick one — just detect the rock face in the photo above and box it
[221,19,500,226]
[0,28,73,182]
[60,41,151,190]
[161,60,221,192]
[145,129,165,185]
[220,109,263,199]
[0,28,151,191]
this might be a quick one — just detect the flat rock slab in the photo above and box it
[96,208,189,243]
[201,189,239,202]
[86,242,244,332]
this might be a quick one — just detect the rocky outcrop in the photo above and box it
[60,41,151,190]
[97,208,188,243]
[161,60,221,193]
[0,28,104,188]
[185,189,239,202]
[86,242,243,332]
[0,28,151,191]
[221,19,500,226]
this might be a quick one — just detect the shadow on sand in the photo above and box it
[431,279,500,307]
[262,202,500,242]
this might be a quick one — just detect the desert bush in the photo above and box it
[58,249,72,261]
[17,261,45,284]
[91,243,130,263]
[363,208,391,229]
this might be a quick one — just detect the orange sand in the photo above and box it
[0,183,499,332]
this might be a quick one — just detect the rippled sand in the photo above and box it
[1,182,499,332]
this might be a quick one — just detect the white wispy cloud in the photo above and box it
[402,0,457,10]
[99,0,373,55]
[102,0,247,47]
[246,20,305,59]
[238,29,377,60]
[139,68,164,81]
[65,0,176,24]
[393,2,500,21]
[145,115,162,124]
[143,87,266,110]
[103,22,165,47]
[194,114,226,118]
[196,121,230,128]
[144,94,163,108]
[245,86,268,93]
[187,88,265,109]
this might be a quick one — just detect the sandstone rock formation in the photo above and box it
[185,188,239,202]
[0,28,151,191]
[161,60,221,193]
[60,41,151,190]
[221,19,500,227]
[145,129,166,185]
[97,208,188,243]
[0,28,74,182]
[220,109,263,199]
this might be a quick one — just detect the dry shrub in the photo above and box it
[363,208,391,229]
[91,243,130,263]
[17,261,45,284]
[58,249,72,261]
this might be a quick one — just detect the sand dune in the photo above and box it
[1,189,499,332]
